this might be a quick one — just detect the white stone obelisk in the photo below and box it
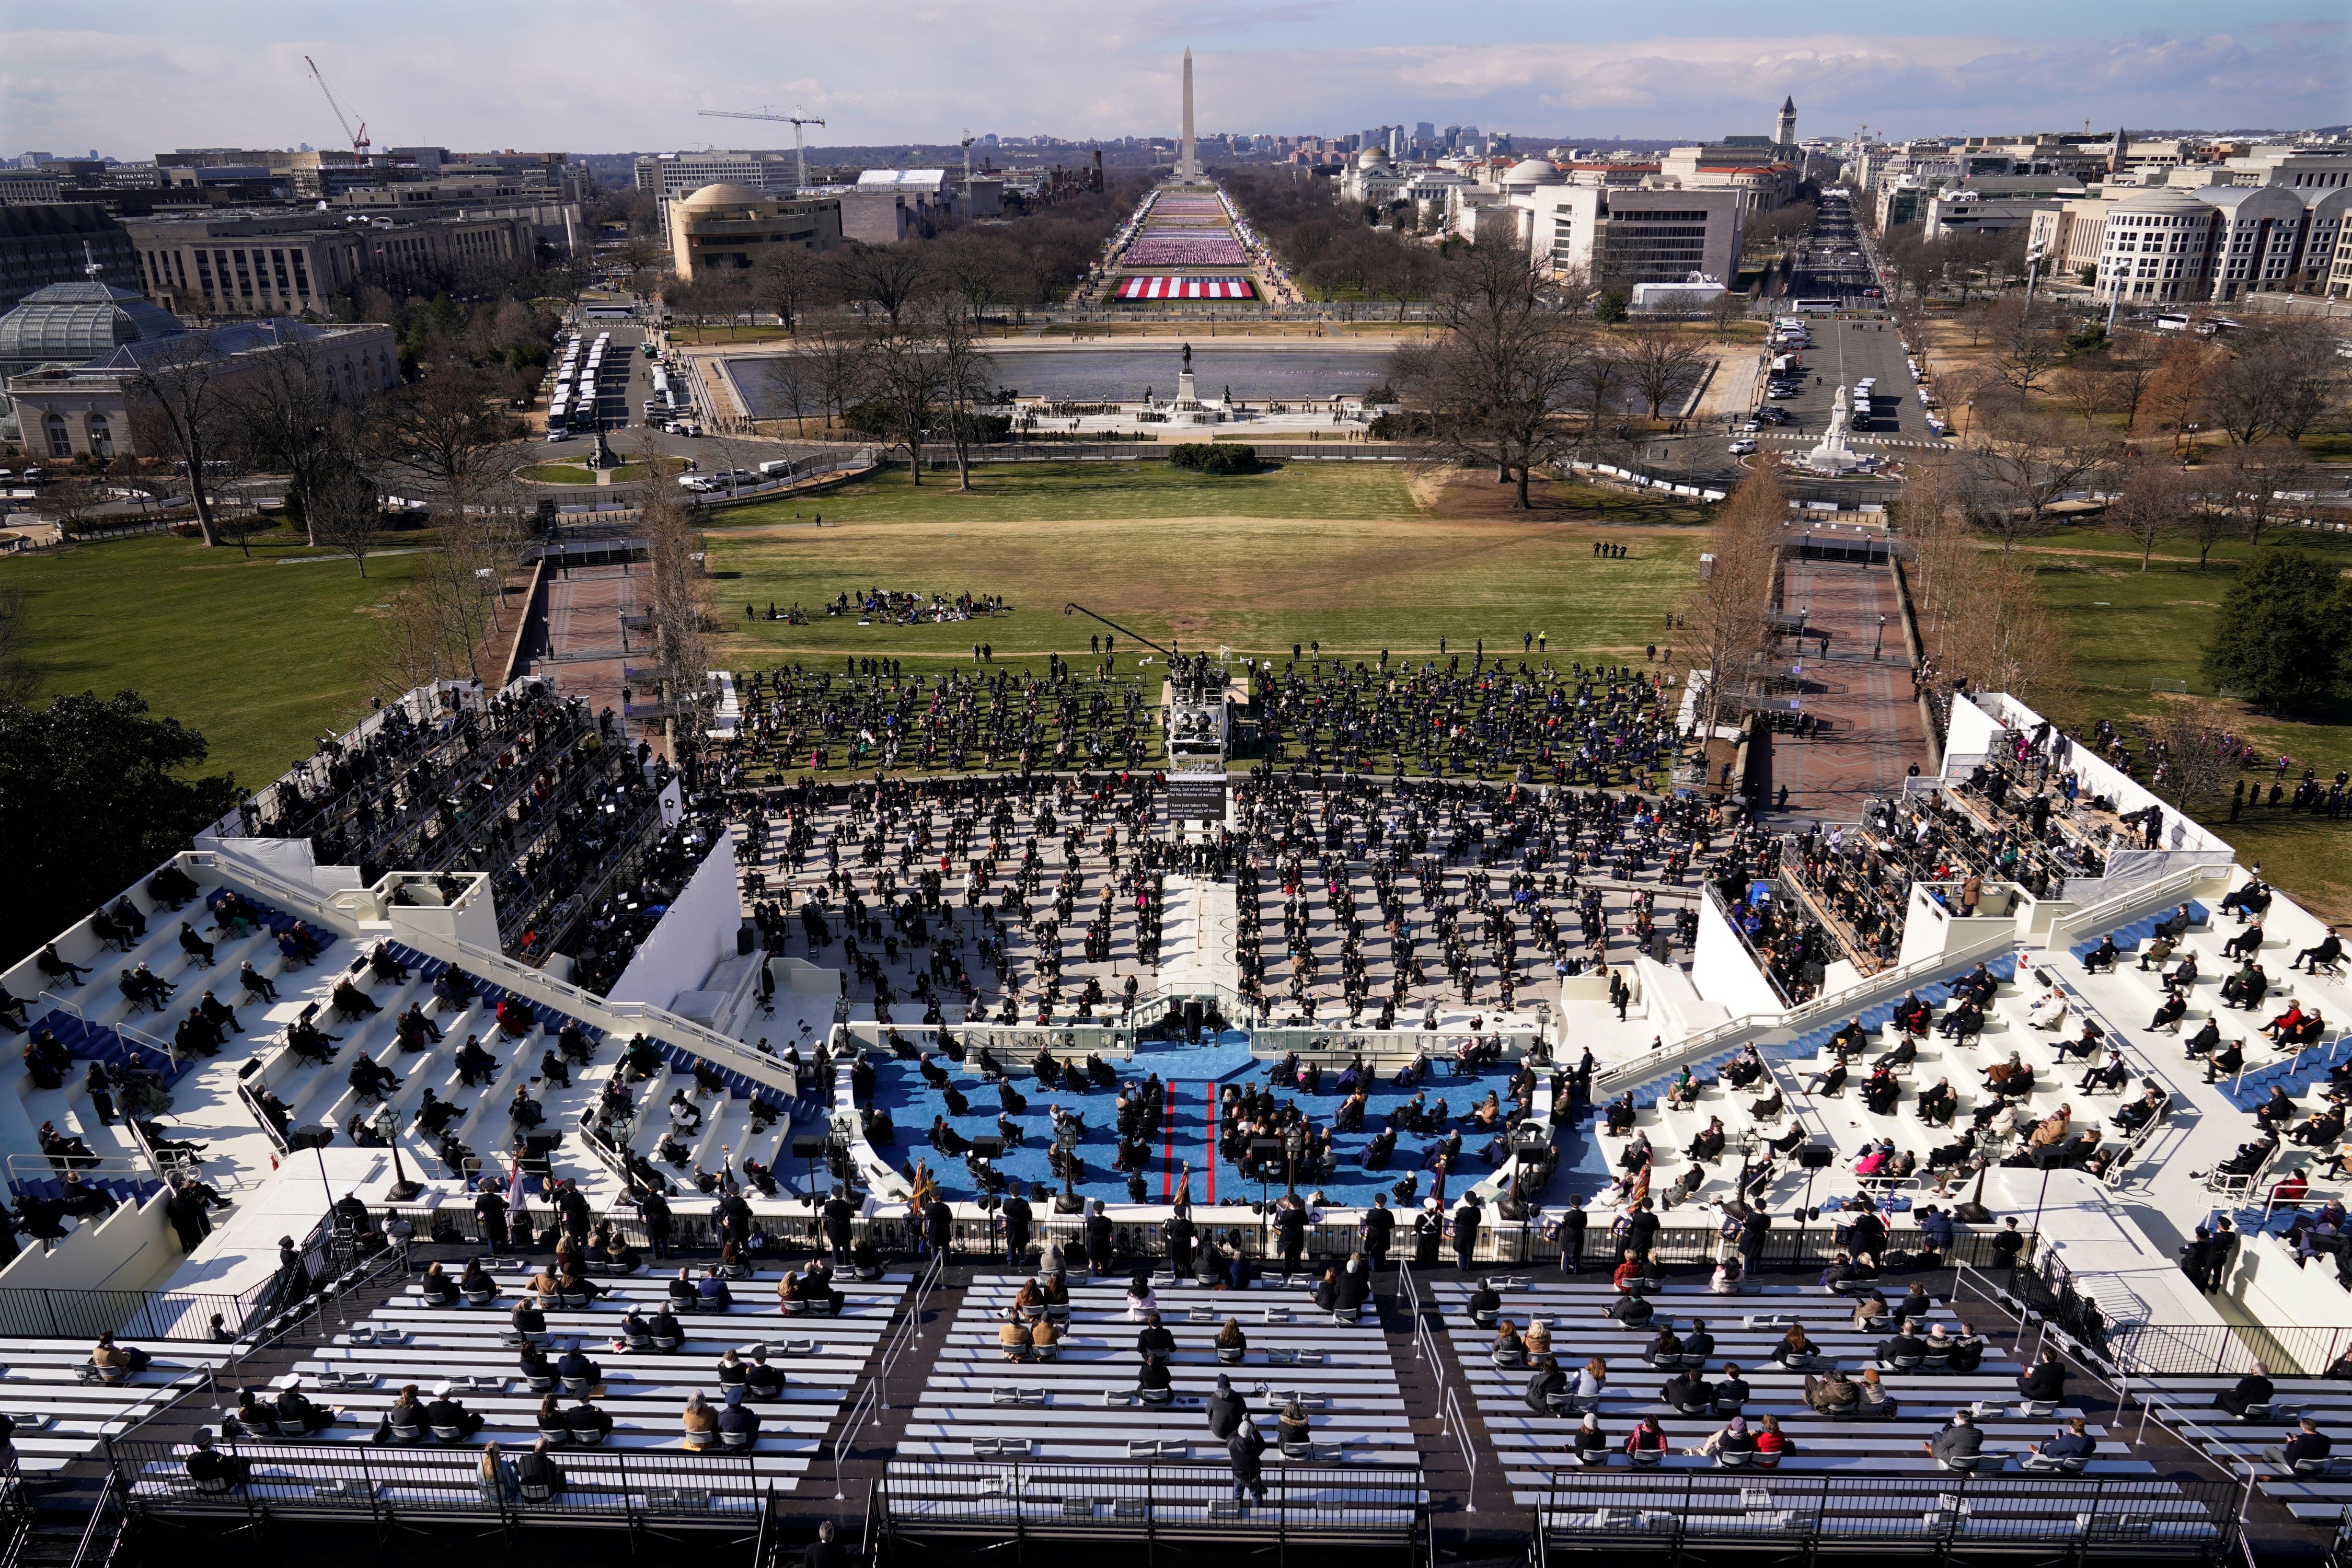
[1179,49,1197,179]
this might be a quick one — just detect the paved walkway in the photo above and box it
[1760,558,1928,822]
[536,561,647,748]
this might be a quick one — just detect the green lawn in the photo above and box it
[2015,531,2352,919]
[708,476,1697,670]
[1,533,426,788]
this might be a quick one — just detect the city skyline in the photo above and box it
[3,4,2345,156]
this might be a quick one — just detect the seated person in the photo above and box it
[1803,1369,1861,1416]
[1713,1364,1751,1411]
[2082,936,2120,973]
[2216,1365,2275,1417]
[272,1375,337,1434]
[1927,1411,1984,1469]
[567,1398,613,1445]
[716,1386,762,1447]
[425,1382,485,1440]
[1136,1349,1174,1405]
[1694,1416,1758,1463]
[744,1350,786,1399]
[2031,1416,2098,1467]
[2283,1418,2334,1467]
[1916,1079,1958,1125]
[1663,1367,1714,1413]
[2016,1348,2068,1403]
[1523,1356,1566,1415]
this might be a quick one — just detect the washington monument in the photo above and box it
[1178,48,1197,179]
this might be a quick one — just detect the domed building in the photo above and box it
[0,279,185,444]
[1497,158,1566,194]
[665,181,843,282]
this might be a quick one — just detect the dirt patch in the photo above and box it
[1418,467,1703,530]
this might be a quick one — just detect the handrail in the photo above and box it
[2043,862,2225,954]
[1593,918,2021,1097]
[439,936,805,1103]
[179,848,338,925]
[830,1252,943,1500]
[1440,1383,1478,1515]
[66,1471,122,1568]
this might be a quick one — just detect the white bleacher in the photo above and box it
[1432,1279,2140,1493]
[899,1273,1415,1468]
[113,1264,913,1508]
[0,1338,220,1474]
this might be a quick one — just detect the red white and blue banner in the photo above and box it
[1117,275,1257,300]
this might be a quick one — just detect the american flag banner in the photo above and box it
[1116,276,1258,301]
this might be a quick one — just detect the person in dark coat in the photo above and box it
[1228,1416,1268,1505]
[1084,1200,1114,1275]
[1000,1191,1034,1265]
[1206,1373,1247,1439]
[923,1197,953,1259]
[164,1177,213,1252]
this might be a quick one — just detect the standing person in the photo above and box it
[475,1188,510,1258]
[1453,1194,1482,1272]
[923,1195,953,1261]
[1361,1193,1393,1272]
[1739,1207,1770,1277]
[1559,1194,1588,1274]
[639,1186,674,1261]
[1228,1416,1269,1509]
[822,1186,856,1265]
[1000,1188,1033,1267]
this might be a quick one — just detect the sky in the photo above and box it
[4,1,2347,158]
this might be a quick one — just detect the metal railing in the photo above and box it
[879,1458,1426,1540]
[830,1250,945,1501]
[107,1436,777,1532]
[1536,1470,2238,1553]
[1590,918,2023,1100]
[1438,1385,1478,1515]
[0,1276,272,1342]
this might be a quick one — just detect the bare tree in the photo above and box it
[925,295,998,492]
[2104,337,2164,436]
[226,333,345,548]
[871,329,947,485]
[121,336,234,546]
[1964,396,2116,549]
[371,365,526,518]
[2103,457,2186,570]
[2178,465,2240,569]
[1978,296,2066,397]
[1682,469,1785,738]
[1386,237,1589,506]
[638,490,716,761]
[2050,357,2118,430]
[41,477,111,537]
[1617,324,1709,420]
[309,460,383,577]
[2132,697,2234,812]
[2230,447,2316,554]
[752,244,831,338]
[838,243,933,328]
[759,353,821,435]
[803,326,877,431]
[2145,337,2219,454]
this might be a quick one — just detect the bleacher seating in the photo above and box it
[898,1273,1415,1468]
[117,1264,910,1507]
[1432,1279,2145,1492]
[0,1337,216,1474]
[2136,1372,2352,1521]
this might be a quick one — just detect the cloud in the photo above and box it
[1,13,2342,153]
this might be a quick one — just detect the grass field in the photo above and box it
[2010,527,2352,919]
[0,532,425,788]
[707,464,1698,668]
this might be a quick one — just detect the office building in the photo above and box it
[0,204,139,315]
[122,209,546,318]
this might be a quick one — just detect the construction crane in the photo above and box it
[960,130,975,198]
[304,55,370,158]
[696,107,826,190]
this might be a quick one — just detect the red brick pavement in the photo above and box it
[1760,558,1929,821]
